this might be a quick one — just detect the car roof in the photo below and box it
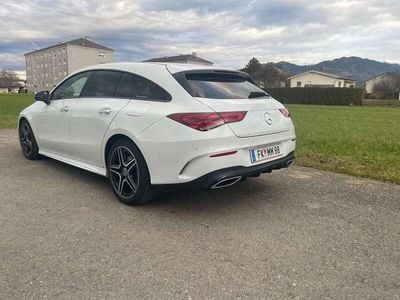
[78,62,247,76]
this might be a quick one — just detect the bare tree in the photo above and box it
[0,70,19,89]
[257,63,290,88]
[373,72,400,99]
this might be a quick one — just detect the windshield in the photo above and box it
[175,72,270,99]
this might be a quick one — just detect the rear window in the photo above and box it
[175,72,269,99]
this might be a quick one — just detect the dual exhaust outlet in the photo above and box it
[210,159,295,190]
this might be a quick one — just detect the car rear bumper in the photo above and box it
[153,151,295,192]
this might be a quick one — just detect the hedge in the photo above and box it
[364,91,398,100]
[362,99,400,106]
[264,87,364,106]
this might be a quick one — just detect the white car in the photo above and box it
[18,63,296,205]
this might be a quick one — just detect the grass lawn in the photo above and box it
[288,104,400,184]
[0,94,34,128]
[0,94,399,183]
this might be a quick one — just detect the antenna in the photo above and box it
[31,42,39,50]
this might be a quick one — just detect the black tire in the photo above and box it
[19,119,40,160]
[107,138,154,205]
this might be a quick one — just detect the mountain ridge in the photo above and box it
[275,57,400,83]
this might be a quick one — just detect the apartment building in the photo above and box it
[25,38,114,92]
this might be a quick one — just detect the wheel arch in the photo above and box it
[18,115,29,130]
[103,133,151,180]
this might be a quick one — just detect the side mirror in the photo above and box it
[35,91,50,105]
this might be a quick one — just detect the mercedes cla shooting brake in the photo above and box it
[19,63,296,205]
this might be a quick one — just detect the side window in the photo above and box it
[51,72,90,100]
[114,73,171,101]
[114,74,133,98]
[82,71,122,98]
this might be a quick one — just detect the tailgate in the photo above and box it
[195,97,291,137]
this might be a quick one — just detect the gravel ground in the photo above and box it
[0,129,399,299]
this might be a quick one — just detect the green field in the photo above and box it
[0,94,34,128]
[287,104,400,184]
[0,94,399,183]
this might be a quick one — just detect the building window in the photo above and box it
[296,81,301,87]
[338,81,342,87]
[99,52,106,58]
[59,60,62,65]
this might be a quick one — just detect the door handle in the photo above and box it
[60,106,69,112]
[99,107,112,115]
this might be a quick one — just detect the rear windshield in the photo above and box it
[174,72,270,99]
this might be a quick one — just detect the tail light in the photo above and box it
[219,112,247,123]
[167,111,247,131]
[279,108,291,118]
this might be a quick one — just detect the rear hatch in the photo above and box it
[194,97,289,137]
[172,69,290,137]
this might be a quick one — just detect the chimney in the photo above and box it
[192,52,197,57]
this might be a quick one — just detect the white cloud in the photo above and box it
[0,0,400,70]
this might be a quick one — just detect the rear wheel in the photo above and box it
[107,139,154,205]
[19,119,40,160]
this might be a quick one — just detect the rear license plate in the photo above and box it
[249,143,282,163]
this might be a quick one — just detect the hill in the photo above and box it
[276,57,400,83]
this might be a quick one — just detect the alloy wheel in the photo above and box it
[109,146,140,199]
[20,123,34,156]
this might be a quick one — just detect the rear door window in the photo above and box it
[114,73,171,101]
[82,70,122,98]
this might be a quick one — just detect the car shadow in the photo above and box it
[39,156,284,216]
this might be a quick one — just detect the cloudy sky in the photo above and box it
[1,0,400,71]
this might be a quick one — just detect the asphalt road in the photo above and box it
[0,129,399,299]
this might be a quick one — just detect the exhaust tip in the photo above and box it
[287,159,295,167]
[211,176,242,189]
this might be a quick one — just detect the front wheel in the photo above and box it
[107,139,154,205]
[19,119,40,160]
